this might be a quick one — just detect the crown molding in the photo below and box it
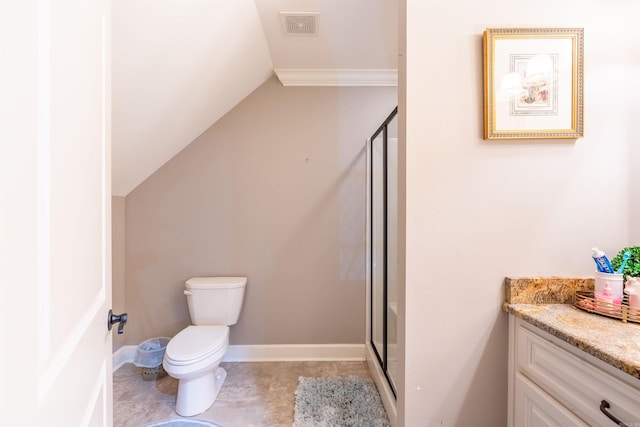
[274,68,398,87]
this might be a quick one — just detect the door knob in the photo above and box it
[108,309,128,334]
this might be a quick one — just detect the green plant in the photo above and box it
[611,246,640,277]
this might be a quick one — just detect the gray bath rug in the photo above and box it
[294,375,390,427]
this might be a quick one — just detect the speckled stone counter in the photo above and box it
[504,277,640,380]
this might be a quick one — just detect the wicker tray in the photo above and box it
[575,291,640,324]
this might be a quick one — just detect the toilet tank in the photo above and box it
[184,277,247,325]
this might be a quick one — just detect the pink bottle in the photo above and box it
[594,282,622,315]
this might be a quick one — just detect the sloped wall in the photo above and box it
[124,77,396,345]
[112,0,273,196]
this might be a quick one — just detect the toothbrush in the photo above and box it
[617,250,631,274]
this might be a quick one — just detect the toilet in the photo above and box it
[163,276,247,417]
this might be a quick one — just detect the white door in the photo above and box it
[0,0,113,426]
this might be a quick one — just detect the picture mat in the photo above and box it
[493,37,574,132]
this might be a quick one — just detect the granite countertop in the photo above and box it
[504,277,640,380]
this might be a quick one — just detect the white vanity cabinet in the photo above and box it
[508,316,640,427]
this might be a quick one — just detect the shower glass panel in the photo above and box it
[386,116,398,393]
[371,131,385,361]
[369,107,398,397]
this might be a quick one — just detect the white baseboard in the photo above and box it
[223,344,365,362]
[113,345,137,372]
[113,343,365,373]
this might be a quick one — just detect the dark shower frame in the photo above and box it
[368,106,398,399]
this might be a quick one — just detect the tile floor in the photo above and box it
[113,361,372,427]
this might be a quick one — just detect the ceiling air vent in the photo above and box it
[280,12,319,36]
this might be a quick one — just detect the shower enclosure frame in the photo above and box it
[365,107,398,423]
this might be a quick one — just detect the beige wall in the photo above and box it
[111,196,126,351]
[124,77,397,346]
[399,1,640,426]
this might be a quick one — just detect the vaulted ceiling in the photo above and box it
[112,0,397,196]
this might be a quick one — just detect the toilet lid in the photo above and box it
[165,325,228,365]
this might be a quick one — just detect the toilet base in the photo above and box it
[175,367,227,417]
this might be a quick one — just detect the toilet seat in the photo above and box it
[165,325,228,366]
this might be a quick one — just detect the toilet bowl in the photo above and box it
[163,326,229,416]
[163,276,247,417]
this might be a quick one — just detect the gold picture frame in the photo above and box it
[483,28,584,140]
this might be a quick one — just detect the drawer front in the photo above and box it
[517,323,640,426]
[515,373,589,427]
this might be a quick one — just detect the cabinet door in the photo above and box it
[515,374,589,427]
[516,321,640,425]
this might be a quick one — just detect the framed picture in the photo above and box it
[483,28,584,140]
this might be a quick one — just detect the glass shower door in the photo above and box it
[371,129,385,364]
[369,107,398,396]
